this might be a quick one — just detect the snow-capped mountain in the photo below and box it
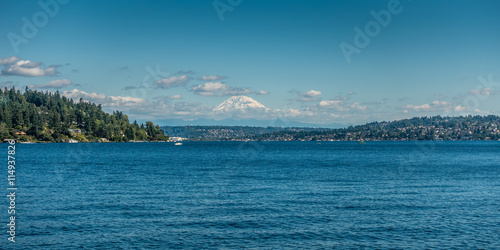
[214,96,268,112]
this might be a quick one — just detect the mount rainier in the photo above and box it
[214,96,269,112]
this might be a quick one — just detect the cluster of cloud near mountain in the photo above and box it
[191,82,255,96]
[147,73,268,97]
[63,89,146,107]
[0,56,59,77]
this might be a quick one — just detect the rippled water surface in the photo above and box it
[9,141,500,248]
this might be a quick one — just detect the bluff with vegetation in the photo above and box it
[0,87,168,142]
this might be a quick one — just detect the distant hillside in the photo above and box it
[161,126,328,140]
[155,118,347,128]
[162,115,500,141]
[252,115,500,141]
[0,87,167,142]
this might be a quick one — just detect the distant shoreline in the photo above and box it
[10,139,500,144]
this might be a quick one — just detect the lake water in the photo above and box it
[7,141,500,248]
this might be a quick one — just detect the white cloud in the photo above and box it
[405,103,432,111]
[300,90,322,98]
[191,82,253,96]
[350,103,367,111]
[404,100,455,113]
[293,89,322,102]
[474,109,490,114]
[192,82,226,96]
[167,94,182,99]
[0,56,21,66]
[319,99,366,112]
[284,108,315,118]
[29,79,72,89]
[62,89,145,107]
[403,99,495,116]
[0,58,59,77]
[154,75,192,88]
[319,100,346,111]
[454,105,466,112]
[256,90,269,95]
[319,100,342,107]
[201,75,226,81]
[63,89,105,101]
[107,96,146,106]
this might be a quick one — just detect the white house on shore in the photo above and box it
[169,137,186,142]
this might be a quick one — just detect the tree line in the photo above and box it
[0,87,168,142]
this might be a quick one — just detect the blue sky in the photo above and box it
[1,0,500,126]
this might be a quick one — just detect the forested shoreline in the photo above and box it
[0,87,167,142]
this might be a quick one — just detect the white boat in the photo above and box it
[68,139,78,143]
[174,142,183,146]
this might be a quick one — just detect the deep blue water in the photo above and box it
[5,141,500,248]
